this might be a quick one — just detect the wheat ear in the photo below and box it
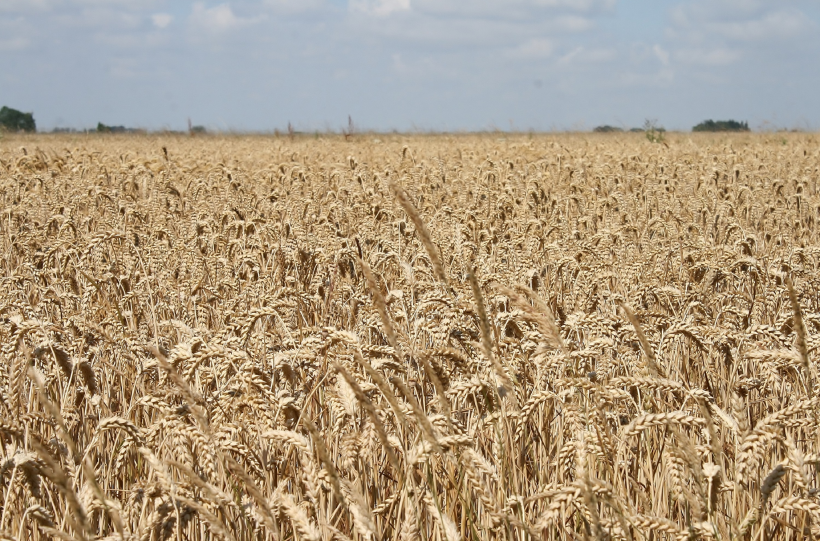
[468,269,518,409]
[618,301,665,378]
[786,277,813,396]
[389,181,448,285]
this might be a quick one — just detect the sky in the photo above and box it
[1,0,818,132]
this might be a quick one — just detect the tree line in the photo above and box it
[594,119,752,133]
[0,106,760,135]
[0,106,36,132]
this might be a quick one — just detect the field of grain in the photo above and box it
[0,132,819,541]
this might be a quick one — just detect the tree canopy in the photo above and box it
[693,119,750,132]
[0,106,36,132]
[593,125,623,133]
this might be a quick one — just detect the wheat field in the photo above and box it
[0,132,819,541]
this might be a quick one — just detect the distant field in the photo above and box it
[1,132,819,540]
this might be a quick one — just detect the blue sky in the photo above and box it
[1,0,818,132]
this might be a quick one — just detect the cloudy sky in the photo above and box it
[1,0,818,132]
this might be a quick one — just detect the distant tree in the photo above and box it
[187,119,207,136]
[97,122,130,133]
[643,119,667,145]
[0,106,36,132]
[692,119,750,132]
[593,125,623,133]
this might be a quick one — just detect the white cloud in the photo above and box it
[675,48,740,66]
[669,2,812,43]
[663,1,812,79]
[263,0,328,13]
[553,15,594,32]
[391,53,407,73]
[190,3,264,33]
[350,0,411,17]
[671,0,765,24]
[0,0,58,13]
[512,38,554,58]
[388,52,455,80]
[558,46,615,65]
[710,9,809,41]
[1,0,817,132]
[614,67,675,89]
[152,13,172,29]
[345,6,597,51]
[0,37,30,52]
[653,44,669,66]
[411,0,614,18]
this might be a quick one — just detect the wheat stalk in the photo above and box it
[0,132,816,541]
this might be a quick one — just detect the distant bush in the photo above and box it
[593,125,623,133]
[98,122,125,133]
[693,119,750,132]
[643,119,667,145]
[0,106,36,132]
[97,123,143,134]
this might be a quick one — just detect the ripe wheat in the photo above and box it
[0,131,818,540]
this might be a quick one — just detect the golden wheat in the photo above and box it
[0,131,818,540]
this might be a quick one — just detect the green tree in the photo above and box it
[643,119,666,144]
[593,125,623,133]
[97,122,130,133]
[692,119,750,132]
[0,106,36,132]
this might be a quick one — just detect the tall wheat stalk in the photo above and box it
[0,131,816,540]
